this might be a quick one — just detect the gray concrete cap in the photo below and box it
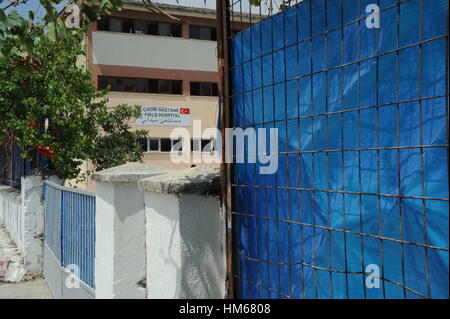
[92,162,171,184]
[138,166,220,196]
[0,185,21,202]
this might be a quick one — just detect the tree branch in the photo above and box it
[141,0,183,22]
[1,0,28,11]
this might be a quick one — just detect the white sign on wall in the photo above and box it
[135,106,191,127]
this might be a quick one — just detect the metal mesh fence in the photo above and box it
[0,144,25,188]
[221,0,449,298]
[0,143,48,188]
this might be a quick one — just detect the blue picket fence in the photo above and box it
[44,181,96,289]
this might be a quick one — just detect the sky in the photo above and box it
[3,0,275,21]
[4,0,69,21]
[4,0,216,21]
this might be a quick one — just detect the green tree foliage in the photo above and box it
[0,0,148,180]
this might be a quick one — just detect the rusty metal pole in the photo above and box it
[216,0,234,299]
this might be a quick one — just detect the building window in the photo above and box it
[200,82,211,96]
[97,16,110,31]
[138,138,148,152]
[148,79,159,93]
[160,139,172,152]
[191,139,216,152]
[123,18,134,33]
[140,138,216,153]
[159,22,172,37]
[159,79,170,94]
[171,80,183,95]
[149,139,160,152]
[111,77,123,91]
[189,25,217,41]
[212,83,219,96]
[171,139,183,153]
[147,21,159,35]
[123,78,134,91]
[97,16,182,37]
[191,139,201,152]
[190,82,219,97]
[98,76,110,90]
[201,139,215,152]
[110,17,123,32]
[136,78,147,93]
[98,76,183,95]
[171,24,183,37]
[134,20,146,34]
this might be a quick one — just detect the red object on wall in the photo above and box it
[0,261,7,278]
[180,108,190,115]
[35,146,55,159]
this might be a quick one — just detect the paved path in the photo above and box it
[1,218,53,299]
[0,226,26,282]
[0,278,53,299]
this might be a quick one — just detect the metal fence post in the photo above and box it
[217,0,235,299]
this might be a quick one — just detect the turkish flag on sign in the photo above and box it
[180,108,190,115]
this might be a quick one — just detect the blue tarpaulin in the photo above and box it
[231,0,448,298]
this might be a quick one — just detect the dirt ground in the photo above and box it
[0,278,53,299]
[0,226,53,299]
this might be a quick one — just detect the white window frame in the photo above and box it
[191,139,202,153]
[159,138,172,153]
[171,138,184,154]
[147,138,161,153]
[201,139,217,153]
[144,138,217,154]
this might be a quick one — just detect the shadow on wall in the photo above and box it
[179,194,225,299]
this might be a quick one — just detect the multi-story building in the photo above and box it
[73,1,256,189]
[78,1,226,189]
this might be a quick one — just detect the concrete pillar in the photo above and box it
[138,167,226,299]
[92,163,170,299]
[21,175,45,276]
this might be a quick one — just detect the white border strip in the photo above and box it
[44,243,95,298]
[44,180,95,197]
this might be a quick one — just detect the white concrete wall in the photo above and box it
[0,187,23,253]
[145,192,226,299]
[0,176,45,277]
[92,31,218,72]
[20,176,45,276]
[178,194,226,299]
[93,163,171,299]
[145,192,181,298]
[43,244,94,299]
[95,183,148,298]
[94,183,115,299]
[112,183,147,298]
[93,164,224,299]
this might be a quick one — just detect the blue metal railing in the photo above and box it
[0,145,24,188]
[44,181,96,289]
